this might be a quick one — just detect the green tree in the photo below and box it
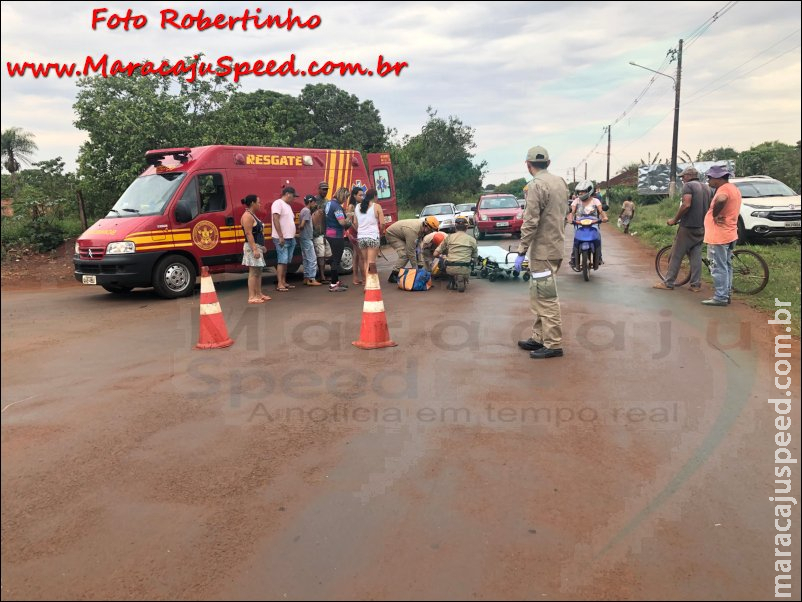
[494,178,527,195]
[1,127,38,174]
[617,162,640,176]
[695,146,739,162]
[73,56,239,217]
[215,90,299,146]
[391,108,486,207]
[297,84,388,152]
[73,66,390,218]
[736,141,800,191]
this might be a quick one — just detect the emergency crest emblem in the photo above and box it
[192,220,219,251]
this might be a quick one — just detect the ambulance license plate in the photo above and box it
[496,221,509,227]
[785,221,801,228]
[82,275,96,285]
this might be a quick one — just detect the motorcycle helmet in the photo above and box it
[575,180,594,202]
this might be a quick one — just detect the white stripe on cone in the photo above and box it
[200,302,223,315]
[365,273,380,290]
[200,276,215,293]
[363,300,385,313]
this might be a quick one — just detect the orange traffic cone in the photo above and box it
[352,263,397,350]
[195,267,234,349]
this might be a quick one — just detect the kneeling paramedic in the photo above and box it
[386,216,440,284]
[515,145,569,359]
[434,217,478,292]
[420,230,446,274]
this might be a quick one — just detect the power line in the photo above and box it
[684,29,801,103]
[684,41,801,106]
[684,1,739,50]
[569,1,739,170]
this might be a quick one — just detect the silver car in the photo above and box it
[418,202,458,232]
[454,203,477,226]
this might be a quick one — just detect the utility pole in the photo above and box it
[669,39,683,198]
[584,163,587,180]
[605,125,611,191]
[573,167,576,184]
[629,38,683,197]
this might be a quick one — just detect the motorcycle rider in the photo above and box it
[567,180,608,268]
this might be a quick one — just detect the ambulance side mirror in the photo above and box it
[175,198,196,223]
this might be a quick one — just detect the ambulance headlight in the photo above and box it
[106,241,136,254]
[74,242,80,254]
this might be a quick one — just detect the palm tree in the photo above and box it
[1,127,38,174]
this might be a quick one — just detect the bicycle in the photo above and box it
[655,243,769,295]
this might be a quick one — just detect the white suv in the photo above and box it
[732,175,800,242]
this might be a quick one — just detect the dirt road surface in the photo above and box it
[2,227,800,600]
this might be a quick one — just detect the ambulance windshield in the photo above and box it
[106,172,186,218]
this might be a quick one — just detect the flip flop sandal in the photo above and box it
[248,298,265,304]
[260,294,272,301]
[276,287,290,292]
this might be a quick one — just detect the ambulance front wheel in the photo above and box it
[153,254,196,298]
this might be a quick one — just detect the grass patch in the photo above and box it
[611,196,801,335]
[398,207,419,220]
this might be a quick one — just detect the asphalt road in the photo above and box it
[2,226,800,600]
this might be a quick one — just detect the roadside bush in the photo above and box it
[28,218,65,253]
[1,215,28,248]
[603,186,639,205]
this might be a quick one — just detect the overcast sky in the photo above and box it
[1,1,800,187]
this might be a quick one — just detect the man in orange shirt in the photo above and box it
[701,165,742,306]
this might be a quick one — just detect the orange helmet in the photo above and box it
[431,232,446,247]
[423,216,440,231]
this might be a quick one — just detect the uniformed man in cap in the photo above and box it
[515,146,569,358]
[385,216,440,283]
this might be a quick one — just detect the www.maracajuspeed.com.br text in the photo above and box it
[6,53,409,83]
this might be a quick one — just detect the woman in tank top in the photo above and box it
[240,195,271,304]
[353,188,386,284]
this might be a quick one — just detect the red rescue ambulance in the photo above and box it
[73,145,398,297]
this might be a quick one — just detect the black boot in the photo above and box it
[388,270,399,284]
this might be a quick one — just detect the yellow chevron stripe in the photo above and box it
[136,243,190,251]
[331,150,337,191]
[324,150,331,192]
[127,232,166,239]
[332,150,340,192]
[331,150,340,192]
[337,150,346,191]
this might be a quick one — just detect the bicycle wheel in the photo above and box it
[731,249,769,295]
[655,245,691,287]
